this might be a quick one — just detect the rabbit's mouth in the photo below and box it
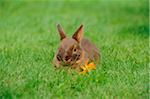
[64,59,72,64]
[59,53,82,66]
[62,62,72,67]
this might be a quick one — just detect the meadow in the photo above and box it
[0,0,149,98]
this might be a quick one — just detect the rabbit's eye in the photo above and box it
[73,48,77,52]
[73,45,77,52]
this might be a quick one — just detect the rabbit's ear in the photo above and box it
[57,24,66,40]
[72,24,83,43]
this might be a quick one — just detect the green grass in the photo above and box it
[0,0,149,98]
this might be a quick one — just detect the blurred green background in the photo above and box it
[0,0,149,98]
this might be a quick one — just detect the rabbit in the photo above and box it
[53,24,100,71]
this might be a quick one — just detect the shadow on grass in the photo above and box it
[119,23,149,38]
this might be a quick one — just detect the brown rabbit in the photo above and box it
[53,24,100,71]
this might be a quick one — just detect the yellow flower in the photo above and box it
[79,61,96,74]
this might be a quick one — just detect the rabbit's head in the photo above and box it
[56,24,84,65]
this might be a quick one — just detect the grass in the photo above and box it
[0,0,149,98]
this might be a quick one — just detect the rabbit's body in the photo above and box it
[53,24,100,71]
[81,38,100,62]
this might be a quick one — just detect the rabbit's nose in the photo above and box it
[65,56,70,61]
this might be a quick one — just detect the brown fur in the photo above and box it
[53,24,100,71]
